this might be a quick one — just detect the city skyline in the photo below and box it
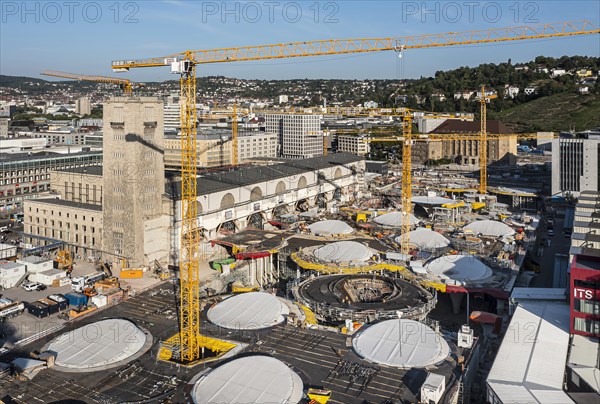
[1,1,599,81]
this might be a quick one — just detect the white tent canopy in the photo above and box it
[395,228,450,250]
[208,292,290,330]
[426,255,493,285]
[374,212,419,227]
[47,319,147,370]
[412,196,455,205]
[192,356,304,404]
[464,220,515,237]
[353,319,450,368]
[307,220,354,235]
[313,241,372,262]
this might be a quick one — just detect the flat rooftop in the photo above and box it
[0,150,101,163]
[55,165,103,176]
[574,256,600,271]
[166,153,363,199]
[486,300,572,404]
[27,198,102,212]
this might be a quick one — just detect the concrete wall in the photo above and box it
[50,170,103,206]
[24,199,102,258]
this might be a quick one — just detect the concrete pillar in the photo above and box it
[449,293,464,315]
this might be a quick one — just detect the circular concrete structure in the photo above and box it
[295,274,435,323]
[307,220,354,235]
[374,212,419,227]
[208,292,290,330]
[352,319,450,369]
[313,241,372,262]
[464,220,515,237]
[192,356,303,404]
[46,319,149,371]
[426,254,493,285]
[395,228,450,250]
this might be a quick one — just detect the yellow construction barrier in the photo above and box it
[307,388,332,404]
[158,333,238,364]
[441,201,465,209]
[420,280,447,293]
[471,202,486,210]
[291,253,406,274]
[297,303,318,325]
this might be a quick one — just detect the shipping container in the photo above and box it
[26,301,50,318]
[0,243,17,260]
[64,292,88,307]
[47,294,68,311]
[91,294,107,308]
[38,298,59,314]
[120,269,143,279]
[105,289,124,306]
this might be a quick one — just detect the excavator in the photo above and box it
[54,249,73,276]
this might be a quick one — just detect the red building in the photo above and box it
[569,254,600,337]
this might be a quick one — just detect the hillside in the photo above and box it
[495,91,600,132]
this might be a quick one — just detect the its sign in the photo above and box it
[574,287,595,300]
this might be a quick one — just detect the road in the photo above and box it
[531,206,571,288]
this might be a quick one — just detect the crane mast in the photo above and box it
[479,85,498,194]
[110,20,599,363]
[178,60,201,362]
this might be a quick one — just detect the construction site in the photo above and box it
[1,20,599,404]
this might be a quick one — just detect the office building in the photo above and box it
[569,254,600,337]
[265,114,323,159]
[336,135,370,155]
[430,120,518,165]
[238,132,278,161]
[0,150,102,212]
[163,102,181,132]
[552,133,600,197]
[76,97,91,115]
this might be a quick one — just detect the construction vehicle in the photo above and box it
[307,388,332,404]
[0,298,25,320]
[41,70,142,95]
[111,20,599,362]
[54,249,73,275]
[71,272,106,293]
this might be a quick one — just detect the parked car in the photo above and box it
[22,282,46,292]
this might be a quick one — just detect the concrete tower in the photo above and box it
[102,97,166,267]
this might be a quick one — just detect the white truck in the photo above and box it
[71,272,106,292]
[0,297,25,320]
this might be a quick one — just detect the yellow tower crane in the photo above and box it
[232,103,239,166]
[41,70,141,95]
[111,20,599,362]
[478,85,498,194]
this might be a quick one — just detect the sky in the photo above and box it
[1,0,599,82]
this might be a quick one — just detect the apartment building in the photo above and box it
[336,135,371,155]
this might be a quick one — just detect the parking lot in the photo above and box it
[1,256,162,346]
